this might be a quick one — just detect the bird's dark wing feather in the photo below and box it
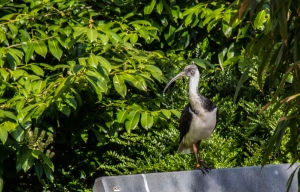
[179,103,193,143]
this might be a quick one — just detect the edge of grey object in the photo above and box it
[93,163,299,192]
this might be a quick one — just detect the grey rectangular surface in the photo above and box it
[93,163,299,192]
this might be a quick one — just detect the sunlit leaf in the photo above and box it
[144,0,156,15]
[113,75,127,98]
[30,64,44,77]
[48,39,63,60]
[34,40,47,58]
[125,111,140,133]
[116,110,128,123]
[97,56,111,72]
[253,10,266,29]
[87,28,98,42]
[25,42,35,64]
[141,112,154,129]
[54,75,74,99]
[0,125,8,144]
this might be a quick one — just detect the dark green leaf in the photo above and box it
[234,62,251,103]
[35,161,43,179]
[40,153,54,171]
[42,164,54,182]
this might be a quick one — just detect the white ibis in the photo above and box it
[163,63,218,174]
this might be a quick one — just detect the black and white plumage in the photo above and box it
[163,64,218,173]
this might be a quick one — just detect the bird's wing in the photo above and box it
[179,103,193,143]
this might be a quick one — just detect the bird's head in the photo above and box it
[163,63,199,93]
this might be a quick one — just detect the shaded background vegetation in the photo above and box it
[0,0,299,191]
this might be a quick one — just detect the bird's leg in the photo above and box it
[194,140,212,174]
[193,143,200,168]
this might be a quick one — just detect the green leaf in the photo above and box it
[32,150,40,159]
[53,75,74,99]
[116,110,128,123]
[203,7,224,26]
[87,28,98,42]
[125,111,140,133]
[141,112,154,129]
[156,0,163,14]
[161,109,171,119]
[0,126,8,144]
[0,28,6,43]
[98,34,109,45]
[171,109,181,118]
[144,65,163,75]
[182,3,204,16]
[34,40,47,58]
[73,27,86,38]
[144,0,156,15]
[12,69,25,81]
[30,64,44,77]
[32,104,47,119]
[185,13,194,27]
[42,164,54,182]
[86,76,102,101]
[138,28,149,40]
[0,68,9,81]
[0,109,17,121]
[278,5,288,45]
[87,53,98,68]
[11,125,25,142]
[113,75,127,98]
[97,56,111,72]
[129,20,152,26]
[191,58,206,69]
[81,130,89,142]
[253,10,266,29]
[7,24,18,38]
[40,153,54,171]
[48,39,63,60]
[130,33,138,44]
[35,161,43,179]
[234,62,252,103]
[222,23,232,38]
[105,30,123,42]
[25,42,35,64]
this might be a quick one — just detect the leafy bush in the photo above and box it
[0,0,297,191]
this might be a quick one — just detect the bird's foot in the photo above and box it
[195,160,213,175]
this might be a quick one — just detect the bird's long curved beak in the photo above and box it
[163,71,186,93]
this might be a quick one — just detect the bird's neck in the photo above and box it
[188,70,200,96]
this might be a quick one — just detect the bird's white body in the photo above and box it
[178,107,217,154]
[178,69,218,154]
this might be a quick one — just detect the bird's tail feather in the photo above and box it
[177,141,193,154]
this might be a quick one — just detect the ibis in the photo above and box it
[163,63,218,174]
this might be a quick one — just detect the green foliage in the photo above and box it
[0,0,298,191]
